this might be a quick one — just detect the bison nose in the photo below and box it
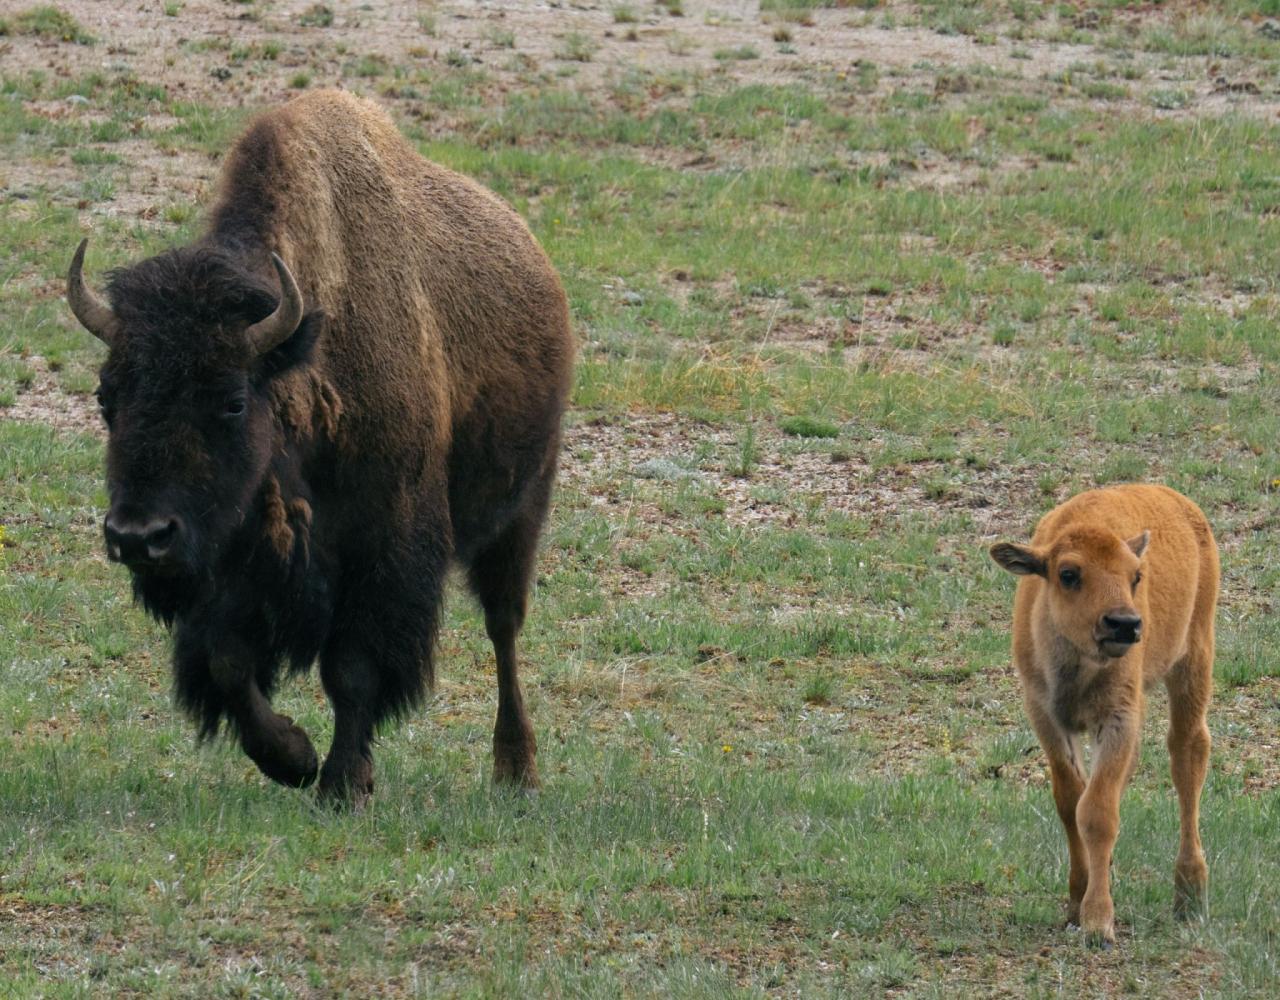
[104,514,181,566]
[1101,612,1142,644]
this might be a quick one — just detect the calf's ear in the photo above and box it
[989,542,1047,578]
[1125,529,1150,559]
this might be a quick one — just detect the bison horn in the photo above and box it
[67,238,118,347]
[245,252,305,356]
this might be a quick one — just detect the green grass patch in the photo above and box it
[780,415,840,438]
[0,5,95,44]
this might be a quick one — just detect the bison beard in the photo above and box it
[67,90,574,806]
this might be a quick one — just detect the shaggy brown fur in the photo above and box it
[69,89,574,805]
[990,484,1218,946]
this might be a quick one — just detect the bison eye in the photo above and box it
[222,395,247,419]
[1132,571,1142,592]
[1058,567,1081,589]
[95,387,114,428]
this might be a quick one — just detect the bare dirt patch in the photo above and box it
[5,2,1273,135]
[4,356,101,438]
[563,407,1057,544]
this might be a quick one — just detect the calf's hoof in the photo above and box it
[247,716,319,788]
[1080,916,1116,950]
[1084,930,1114,951]
[1173,875,1208,922]
[1079,898,1115,949]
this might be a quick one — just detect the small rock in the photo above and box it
[65,94,90,105]
[210,66,232,81]
[620,290,644,306]
[1213,76,1261,95]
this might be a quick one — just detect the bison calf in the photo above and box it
[990,484,1218,946]
[66,90,574,806]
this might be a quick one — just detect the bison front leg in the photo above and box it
[315,519,451,808]
[209,648,319,789]
[316,656,377,810]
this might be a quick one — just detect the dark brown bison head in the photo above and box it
[67,239,320,591]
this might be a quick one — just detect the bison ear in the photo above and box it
[989,542,1047,578]
[256,309,324,382]
[1125,530,1150,560]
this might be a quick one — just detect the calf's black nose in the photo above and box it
[1102,612,1142,642]
[104,514,181,565]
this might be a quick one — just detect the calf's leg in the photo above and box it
[1027,705,1088,924]
[1076,716,1140,947]
[1166,646,1212,919]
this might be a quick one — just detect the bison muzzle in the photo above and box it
[66,90,575,806]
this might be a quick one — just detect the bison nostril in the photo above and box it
[145,518,179,553]
[103,514,180,564]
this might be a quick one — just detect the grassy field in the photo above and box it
[3,1,1280,995]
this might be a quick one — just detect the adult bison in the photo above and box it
[66,89,574,805]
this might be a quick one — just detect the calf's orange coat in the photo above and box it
[990,484,1218,946]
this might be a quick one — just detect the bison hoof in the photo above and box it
[317,755,374,811]
[493,762,541,794]
[493,729,539,791]
[318,782,372,813]
[492,753,540,793]
[248,716,319,788]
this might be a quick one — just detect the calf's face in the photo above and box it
[991,527,1150,660]
[67,241,317,580]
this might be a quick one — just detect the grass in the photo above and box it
[0,5,95,44]
[780,415,840,438]
[556,31,599,63]
[298,3,333,28]
[2,2,1280,996]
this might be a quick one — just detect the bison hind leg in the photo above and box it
[465,475,555,792]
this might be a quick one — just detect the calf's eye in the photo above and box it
[1059,567,1080,588]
